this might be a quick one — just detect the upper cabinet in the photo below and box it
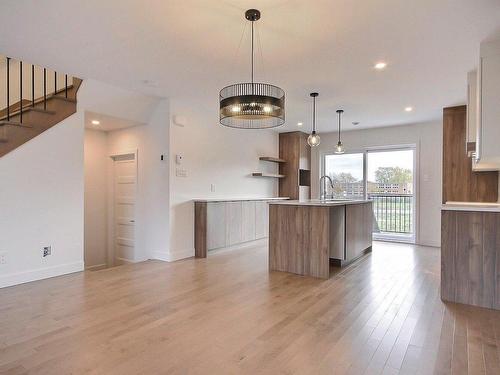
[466,70,477,155]
[474,39,500,171]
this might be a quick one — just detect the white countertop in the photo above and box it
[193,197,289,203]
[268,199,372,207]
[442,201,500,212]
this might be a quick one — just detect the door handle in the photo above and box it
[130,220,135,223]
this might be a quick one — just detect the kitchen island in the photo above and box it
[269,200,373,279]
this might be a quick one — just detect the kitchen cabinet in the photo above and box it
[206,203,226,250]
[474,39,500,170]
[194,198,284,257]
[255,201,269,239]
[278,132,311,200]
[466,70,477,154]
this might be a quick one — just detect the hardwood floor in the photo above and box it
[1,242,500,374]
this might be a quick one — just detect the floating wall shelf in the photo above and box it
[252,172,286,178]
[259,156,286,163]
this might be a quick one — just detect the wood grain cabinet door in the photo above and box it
[226,202,243,246]
[255,201,269,239]
[242,201,256,242]
[207,202,227,250]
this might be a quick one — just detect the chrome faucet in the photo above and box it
[319,175,334,200]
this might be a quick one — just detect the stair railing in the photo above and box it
[3,56,72,124]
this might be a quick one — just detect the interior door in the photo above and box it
[112,153,136,265]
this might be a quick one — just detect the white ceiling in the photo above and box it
[1,0,499,132]
[84,111,145,132]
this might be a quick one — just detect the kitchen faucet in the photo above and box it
[319,175,334,200]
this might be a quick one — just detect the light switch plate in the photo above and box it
[211,184,216,192]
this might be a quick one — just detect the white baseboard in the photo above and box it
[152,249,194,262]
[0,261,84,288]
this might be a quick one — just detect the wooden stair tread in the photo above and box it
[0,121,34,128]
[50,96,77,103]
[24,108,56,115]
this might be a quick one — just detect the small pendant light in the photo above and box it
[335,109,345,154]
[307,92,321,147]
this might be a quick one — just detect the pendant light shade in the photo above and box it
[307,92,321,147]
[219,9,285,129]
[334,109,345,154]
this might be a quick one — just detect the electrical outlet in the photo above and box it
[43,246,51,257]
[0,252,6,265]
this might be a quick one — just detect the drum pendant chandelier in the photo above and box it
[219,9,285,129]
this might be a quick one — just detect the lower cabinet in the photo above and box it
[195,200,271,257]
[255,201,269,239]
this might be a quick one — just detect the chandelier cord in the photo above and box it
[251,19,255,93]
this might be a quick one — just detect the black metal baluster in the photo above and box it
[19,61,22,123]
[6,57,10,121]
[65,74,68,98]
[31,65,35,107]
[43,68,47,110]
[54,71,57,95]
[384,196,387,232]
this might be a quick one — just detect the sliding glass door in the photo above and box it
[367,148,415,242]
[322,146,416,243]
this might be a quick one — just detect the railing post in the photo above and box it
[65,74,68,98]
[6,57,10,121]
[31,65,35,107]
[19,61,22,123]
[43,68,47,110]
[54,71,57,95]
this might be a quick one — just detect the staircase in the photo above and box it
[0,56,82,157]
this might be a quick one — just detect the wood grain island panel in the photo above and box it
[269,200,373,279]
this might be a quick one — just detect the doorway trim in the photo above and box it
[107,148,138,267]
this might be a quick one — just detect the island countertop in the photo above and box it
[193,197,289,203]
[268,199,372,207]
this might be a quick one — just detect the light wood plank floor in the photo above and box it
[1,242,500,374]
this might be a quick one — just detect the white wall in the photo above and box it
[168,99,279,260]
[84,129,108,269]
[106,100,170,262]
[311,121,442,247]
[0,112,84,288]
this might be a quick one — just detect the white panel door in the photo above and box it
[113,154,136,265]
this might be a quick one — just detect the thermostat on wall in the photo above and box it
[175,154,183,165]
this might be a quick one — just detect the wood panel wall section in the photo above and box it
[194,202,207,258]
[442,106,498,203]
[278,131,311,200]
[441,210,500,310]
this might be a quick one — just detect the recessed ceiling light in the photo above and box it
[297,122,303,127]
[91,120,100,125]
[404,106,413,112]
[374,62,387,70]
